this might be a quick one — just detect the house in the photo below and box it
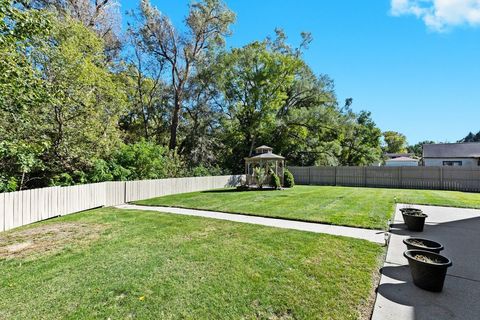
[384,153,415,160]
[385,156,419,167]
[381,152,418,167]
[422,142,480,167]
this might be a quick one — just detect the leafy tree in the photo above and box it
[339,109,383,166]
[117,9,173,144]
[458,131,480,143]
[407,140,436,157]
[0,0,52,190]
[138,0,235,150]
[32,16,126,184]
[383,131,408,154]
[217,40,303,170]
[106,140,187,180]
[31,0,123,59]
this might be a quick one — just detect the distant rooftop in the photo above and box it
[385,156,418,162]
[423,142,480,158]
[384,153,414,159]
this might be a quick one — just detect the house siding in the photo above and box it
[385,160,418,167]
[424,158,480,167]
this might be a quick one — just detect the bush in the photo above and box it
[284,169,295,188]
[253,167,267,188]
[270,173,281,189]
[189,165,224,177]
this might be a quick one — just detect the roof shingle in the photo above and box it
[423,143,480,158]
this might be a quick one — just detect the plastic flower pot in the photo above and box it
[400,208,423,214]
[404,249,452,292]
[402,211,428,232]
[403,238,444,254]
[400,208,423,222]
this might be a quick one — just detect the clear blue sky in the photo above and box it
[120,0,480,145]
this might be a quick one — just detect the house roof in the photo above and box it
[423,142,480,158]
[385,157,418,162]
[384,153,414,159]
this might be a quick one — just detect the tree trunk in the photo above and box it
[248,134,256,156]
[169,93,181,150]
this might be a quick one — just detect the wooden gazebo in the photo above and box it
[244,145,285,186]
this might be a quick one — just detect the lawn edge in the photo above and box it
[359,246,387,320]
[129,202,387,231]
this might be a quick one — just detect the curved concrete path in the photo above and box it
[115,204,386,244]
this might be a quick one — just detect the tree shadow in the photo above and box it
[201,187,277,194]
[377,206,480,319]
[200,189,239,194]
[376,264,480,320]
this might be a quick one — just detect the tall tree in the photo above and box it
[32,16,126,185]
[407,140,435,157]
[119,20,170,144]
[458,131,480,143]
[0,0,52,190]
[217,40,303,170]
[31,0,122,59]
[383,131,408,154]
[138,0,235,150]
[339,107,383,166]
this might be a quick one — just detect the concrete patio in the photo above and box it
[372,203,480,320]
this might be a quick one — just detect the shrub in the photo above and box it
[190,165,224,177]
[270,173,281,189]
[253,167,267,188]
[284,169,295,188]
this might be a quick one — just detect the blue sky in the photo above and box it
[120,0,480,145]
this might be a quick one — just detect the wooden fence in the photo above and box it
[288,166,480,192]
[0,175,243,232]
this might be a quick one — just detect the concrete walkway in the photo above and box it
[115,204,386,244]
[372,204,480,320]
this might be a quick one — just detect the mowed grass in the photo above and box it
[0,207,383,320]
[135,185,480,229]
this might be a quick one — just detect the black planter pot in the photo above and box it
[402,212,428,232]
[400,208,423,214]
[404,249,452,292]
[403,238,444,253]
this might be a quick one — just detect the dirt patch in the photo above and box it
[0,222,105,260]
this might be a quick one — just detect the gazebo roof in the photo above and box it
[256,145,272,151]
[245,153,285,161]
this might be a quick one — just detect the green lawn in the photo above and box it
[134,185,480,229]
[0,207,383,319]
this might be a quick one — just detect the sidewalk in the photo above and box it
[372,204,480,320]
[115,204,386,244]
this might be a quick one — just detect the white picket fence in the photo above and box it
[0,175,243,232]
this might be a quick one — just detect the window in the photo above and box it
[442,161,462,166]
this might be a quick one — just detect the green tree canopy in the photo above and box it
[383,131,408,154]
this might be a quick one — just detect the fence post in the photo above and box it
[399,167,403,188]
[124,181,127,204]
[363,167,367,187]
[308,166,311,185]
[334,167,337,186]
[440,167,444,190]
